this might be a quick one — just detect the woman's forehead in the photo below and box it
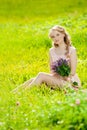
[50,30,61,36]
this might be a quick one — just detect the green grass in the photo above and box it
[0,0,87,129]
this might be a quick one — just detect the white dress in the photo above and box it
[49,46,81,88]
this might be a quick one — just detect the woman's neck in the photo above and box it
[55,42,66,51]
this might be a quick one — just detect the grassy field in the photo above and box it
[0,0,87,129]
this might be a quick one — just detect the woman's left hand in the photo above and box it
[63,77,71,82]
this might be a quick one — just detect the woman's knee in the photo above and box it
[37,72,49,83]
[37,72,46,78]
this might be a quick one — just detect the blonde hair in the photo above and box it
[49,25,72,57]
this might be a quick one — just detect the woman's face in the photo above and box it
[50,30,65,46]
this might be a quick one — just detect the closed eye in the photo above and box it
[56,34,59,36]
[51,36,55,38]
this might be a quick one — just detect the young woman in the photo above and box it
[12,25,81,92]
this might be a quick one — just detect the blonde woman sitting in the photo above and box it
[12,25,81,92]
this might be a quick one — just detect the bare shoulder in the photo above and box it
[69,46,76,54]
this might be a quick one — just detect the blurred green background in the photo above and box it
[0,0,87,130]
[0,0,87,19]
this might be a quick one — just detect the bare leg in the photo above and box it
[25,72,66,89]
[22,78,35,88]
[11,77,35,93]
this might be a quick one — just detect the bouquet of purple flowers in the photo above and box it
[51,58,71,77]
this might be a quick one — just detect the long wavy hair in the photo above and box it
[49,25,72,57]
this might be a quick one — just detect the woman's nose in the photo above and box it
[54,39,57,42]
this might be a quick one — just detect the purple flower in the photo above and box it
[51,58,71,76]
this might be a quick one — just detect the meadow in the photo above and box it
[0,0,87,129]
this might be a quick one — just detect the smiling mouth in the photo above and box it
[55,43,58,45]
[55,41,59,44]
[54,43,59,47]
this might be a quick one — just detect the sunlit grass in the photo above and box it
[0,0,87,129]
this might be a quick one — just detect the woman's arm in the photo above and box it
[65,47,77,82]
[49,49,53,74]
[70,47,77,77]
